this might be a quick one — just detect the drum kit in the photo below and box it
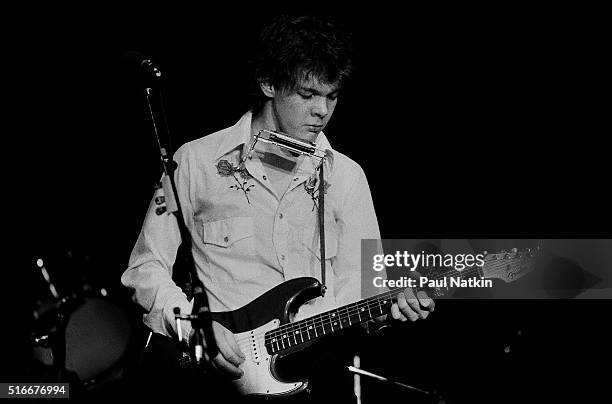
[29,251,132,391]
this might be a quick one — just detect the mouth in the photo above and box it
[306,125,324,132]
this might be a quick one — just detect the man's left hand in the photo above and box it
[390,288,435,322]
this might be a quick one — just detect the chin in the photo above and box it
[299,131,319,143]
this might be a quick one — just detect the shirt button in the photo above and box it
[281,254,286,260]
[263,175,267,180]
[224,236,229,243]
[294,178,299,181]
[279,213,284,219]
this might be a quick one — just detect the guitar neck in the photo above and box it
[264,247,538,355]
[265,267,487,353]
[264,288,401,355]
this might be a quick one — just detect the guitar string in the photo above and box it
[237,257,528,347]
[232,257,531,352]
[262,257,526,341]
[234,270,519,355]
[234,293,398,354]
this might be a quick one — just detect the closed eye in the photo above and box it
[298,92,313,99]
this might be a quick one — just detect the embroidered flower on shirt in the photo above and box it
[216,159,255,204]
[216,159,234,176]
[304,173,331,211]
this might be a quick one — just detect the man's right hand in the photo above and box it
[199,321,245,379]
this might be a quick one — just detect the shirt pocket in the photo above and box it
[201,216,256,258]
[302,222,339,261]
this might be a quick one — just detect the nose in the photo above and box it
[312,97,328,119]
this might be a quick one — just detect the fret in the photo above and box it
[322,316,334,335]
[272,336,279,353]
[357,303,366,322]
[339,308,351,328]
[346,305,354,326]
[321,315,330,334]
[313,318,320,338]
[298,327,304,343]
[306,318,316,339]
[314,315,325,337]
[366,300,373,321]
[329,312,341,331]
[280,333,286,349]
[380,297,391,312]
[335,310,343,330]
[376,297,383,317]
[349,312,361,326]
[291,327,299,346]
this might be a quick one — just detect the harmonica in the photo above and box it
[253,129,326,159]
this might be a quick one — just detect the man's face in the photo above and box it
[269,75,339,143]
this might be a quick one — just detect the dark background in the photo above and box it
[9,3,610,402]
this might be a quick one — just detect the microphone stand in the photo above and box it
[140,64,218,364]
[347,364,446,403]
[31,258,83,384]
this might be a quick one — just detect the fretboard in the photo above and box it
[263,265,489,355]
[264,288,401,355]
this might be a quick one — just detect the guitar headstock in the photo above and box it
[482,246,540,283]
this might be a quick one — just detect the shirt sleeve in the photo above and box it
[333,165,383,307]
[120,146,194,339]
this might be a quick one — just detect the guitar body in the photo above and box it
[209,277,323,397]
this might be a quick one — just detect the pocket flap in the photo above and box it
[202,216,253,248]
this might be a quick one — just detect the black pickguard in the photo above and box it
[210,277,324,334]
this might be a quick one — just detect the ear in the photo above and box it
[259,81,275,98]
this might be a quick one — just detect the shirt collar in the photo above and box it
[214,111,254,161]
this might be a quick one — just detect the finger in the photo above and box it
[224,328,246,361]
[397,292,419,321]
[404,288,428,319]
[211,352,244,379]
[401,290,425,320]
[417,290,435,312]
[391,303,408,322]
[215,330,245,367]
[213,322,245,364]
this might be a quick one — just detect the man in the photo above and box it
[121,13,433,398]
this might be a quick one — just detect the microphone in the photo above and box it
[124,51,162,79]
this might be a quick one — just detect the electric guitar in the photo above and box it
[152,247,539,397]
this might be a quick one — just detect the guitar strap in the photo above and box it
[317,160,327,295]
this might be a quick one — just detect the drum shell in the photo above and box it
[32,295,131,387]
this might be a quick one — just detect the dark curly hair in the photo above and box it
[250,14,354,114]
